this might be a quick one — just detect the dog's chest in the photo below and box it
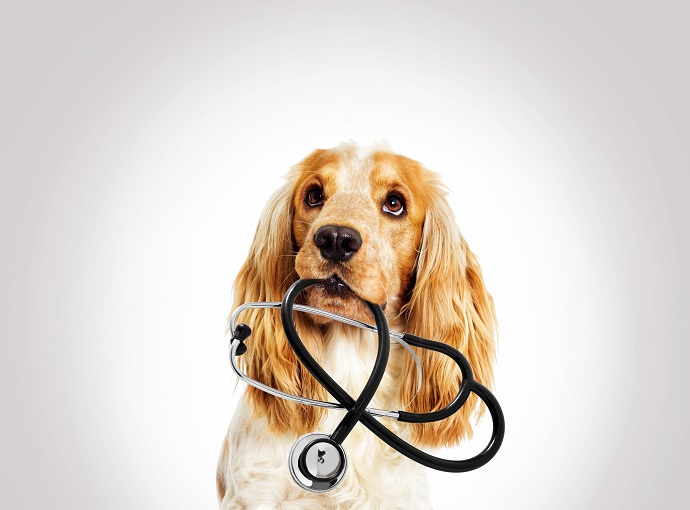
[314,327,429,504]
[320,325,390,406]
[226,326,431,509]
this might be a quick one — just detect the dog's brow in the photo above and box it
[334,153,374,195]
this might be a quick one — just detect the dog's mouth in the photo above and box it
[320,275,354,298]
[316,274,386,311]
[299,273,387,323]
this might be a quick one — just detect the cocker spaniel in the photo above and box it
[217,142,497,509]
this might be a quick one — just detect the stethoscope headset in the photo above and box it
[228,278,505,492]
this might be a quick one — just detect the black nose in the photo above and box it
[314,225,362,262]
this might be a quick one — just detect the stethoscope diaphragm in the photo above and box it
[289,433,348,492]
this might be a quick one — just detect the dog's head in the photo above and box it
[291,145,429,323]
[232,142,496,447]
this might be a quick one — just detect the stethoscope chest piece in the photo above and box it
[289,433,348,492]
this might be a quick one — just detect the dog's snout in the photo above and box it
[314,225,362,262]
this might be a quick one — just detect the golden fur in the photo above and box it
[218,142,497,507]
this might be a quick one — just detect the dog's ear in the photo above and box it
[400,184,497,448]
[230,179,326,435]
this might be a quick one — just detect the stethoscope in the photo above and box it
[228,279,505,492]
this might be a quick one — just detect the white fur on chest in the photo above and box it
[220,327,432,510]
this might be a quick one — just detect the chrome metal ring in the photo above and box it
[289,433,347,493]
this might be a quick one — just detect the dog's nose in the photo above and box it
[314,225,362,262]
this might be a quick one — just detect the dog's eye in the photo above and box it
[305,186,324,207]
[383,193,405,216]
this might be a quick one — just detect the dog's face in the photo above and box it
[291,146,431,322]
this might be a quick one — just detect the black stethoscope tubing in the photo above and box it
[280,279,505,473]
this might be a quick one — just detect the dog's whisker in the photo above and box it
[278,268,298,290]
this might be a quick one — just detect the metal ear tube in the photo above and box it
[229,279,505,492]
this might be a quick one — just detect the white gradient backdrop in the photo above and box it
[1,1,688,509]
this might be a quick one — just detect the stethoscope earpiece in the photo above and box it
[289,433,347,492]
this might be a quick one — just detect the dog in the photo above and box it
[217,142,497,509]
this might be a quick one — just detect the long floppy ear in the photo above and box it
[400,182,497,448]
[230,179,326,435]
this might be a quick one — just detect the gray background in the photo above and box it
[1,1,688,508]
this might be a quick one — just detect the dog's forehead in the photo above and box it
[333,146,377,193]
